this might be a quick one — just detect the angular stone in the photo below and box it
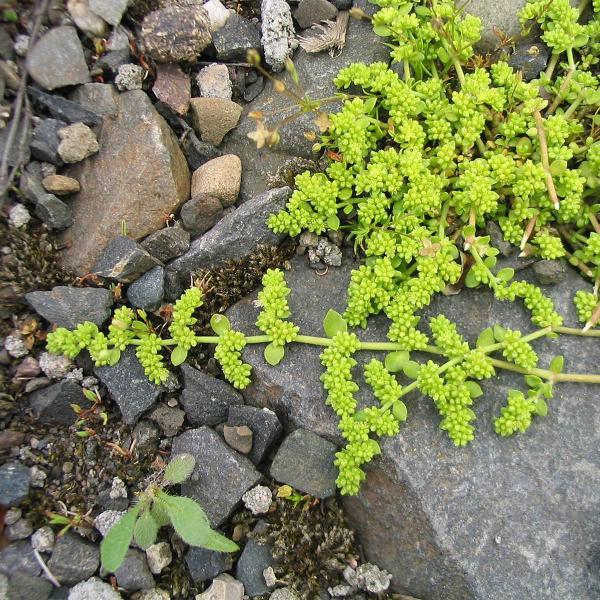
[35,193,73,230]
[0,541,40,577]
[223,425,253,454]
[0,462,31,507]
[172,426,261,526]
[270,428,337,498]
[58,123,99,164]
[228,254,600,599]
[42,175,80,195]
[48,533,100,585]
[228,405,282,465]
[27,26,90,90]
[191,155,241,207]
[509,40,550,82]
[95,347,162,424]
[153,63,191,116]
[26,286,113,328]
[219,0,388,201]
[67,0,108,38]
[196,574,244,600]
[533,259,566,286]
[181,131,223,171]
[197,63,232,99]
[235,522,274,597]
[89,0,130,25]
[28,380,90,426]
[180,364,243,426]
[141,5,212,62]
[132,420,160,454]
[115,64,144,91]
[68,577,123,600]
[7,573,52,600]
[189,98,242,147]
[213,13,261,61]
[28,87,102,127]
[0,118,31,168]
[294,0,337,29]
[92,236,162,283]
[180,194,223,236]
[95,50,132,77]
[126,265,164,311]
[59,90,190,275]
[186,546,233,583]
[20,169,49,204]
[114,549,154,591]
[145,543,172,575]
[149,403,185,437]
[167,186,290,277]
[69,83,119,117]
[141,226,190,263]
[30,118,66,165]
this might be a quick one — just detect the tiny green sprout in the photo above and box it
[100,453,238,573]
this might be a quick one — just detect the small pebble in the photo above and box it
[5,507,21,525]
[8,204,31,228]
[115,63,145,91]
[14,34,30,56]
[4,335,28,358]
[263,566,277,587]
[63,461,74,474]
[39,352,72,379]
[146,542,172,574]
[110,477,128,499]
[30,465,47,488]
[223,424,253,454]
[7,518,33,540]
[242,485,272,515]
[94,510,126,537]
[31,526,55,552]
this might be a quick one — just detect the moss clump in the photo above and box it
[255,497,357,597]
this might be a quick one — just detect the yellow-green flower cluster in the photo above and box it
[214,329,252,389]
[169,287,203,351]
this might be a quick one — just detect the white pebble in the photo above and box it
[146,542,172,575]
[13,34,30,56]
[30,465,47,488]
[203,0,231,32]
[8,204,31,228]
[4,335,28,358]
[115,63,144,91]
[242,485,272,515]
[31,526,55,552]
[39,351,72,379]
[94,510,126,537]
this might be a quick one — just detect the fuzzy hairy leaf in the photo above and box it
[150,499,171,528]
[101,504,140,572]
[133,510,158,550]
[164,453,196,484]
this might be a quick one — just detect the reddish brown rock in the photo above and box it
[60,90,190,275]
[153,63,191,116]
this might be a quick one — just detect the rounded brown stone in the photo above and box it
[41,174,81,195]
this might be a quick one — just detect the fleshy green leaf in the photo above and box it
[338,188,352,201]
[493,324,506,342]
[392,400,407,422]
[465,270,479,288]
[476,327,495,348]
[133,510,158,550]
[402,361,421,379]
[210,314,231,335]
[549,355,564,374]
[384,351,410,373]
[534,397,548,417]
[171,345,188,366]
[323,309,347,337]
[264,343,285,366]
[525,375,542,389]
[101,504,141,572]
[164,453,196,484]
[496,268,514,282]
[373,25,391,36]
[465,381,483,398]
[327,214,341,230]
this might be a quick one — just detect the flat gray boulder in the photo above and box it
[227,254,600,599]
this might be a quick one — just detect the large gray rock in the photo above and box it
[171,426,261,526]
[27,26,90,90]
[47,533,99,585]
[92,237,162,283]
[28,379,91,426]
[7,573,52,600]
[235,522,274,597]
[0,462,31,507]
[166,186,290,285]
[0,541,40,576]
[26,286,113,328]
[185,546,233,583]
[95,347,162,424]
[180,364,243,426]
[114,549,154,591]
[227,255,600,599]
[60,90,190,275]
[220,0,388,201]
